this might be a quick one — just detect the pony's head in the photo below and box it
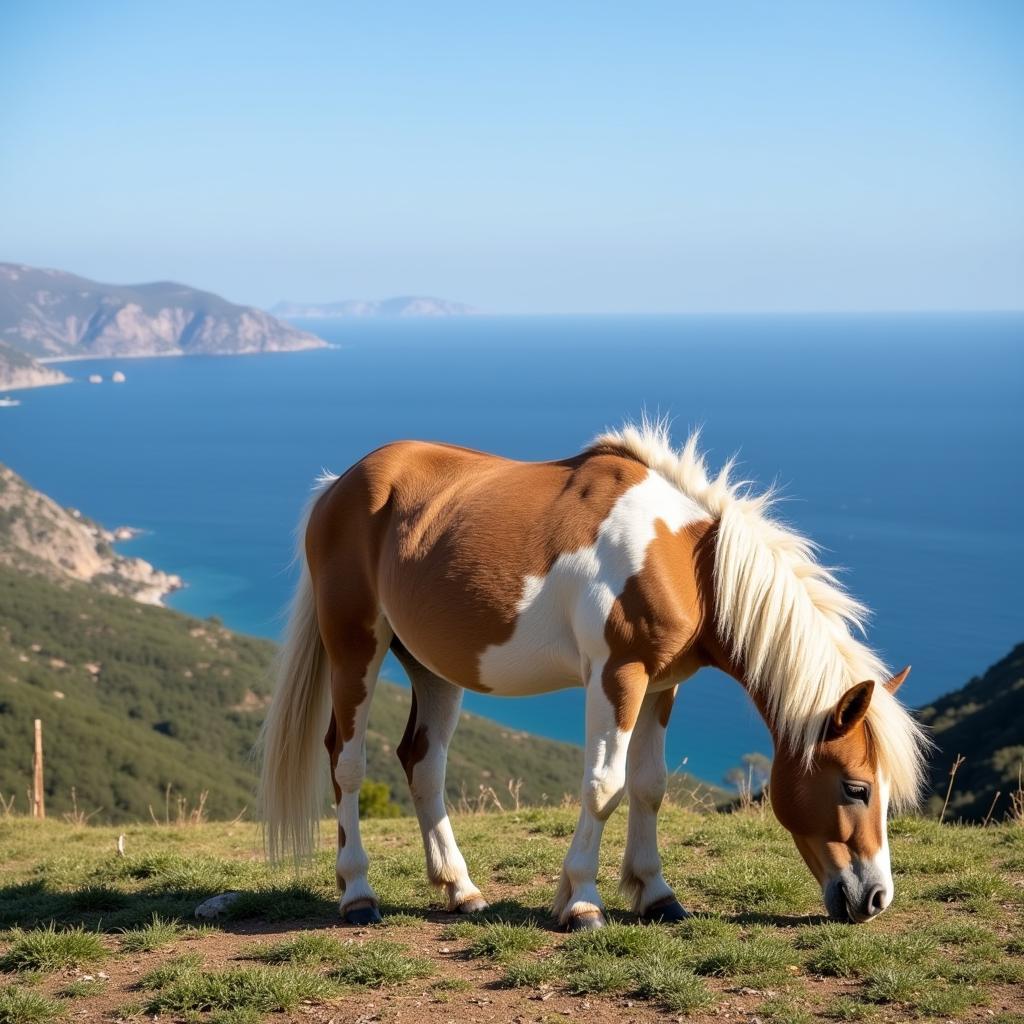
[770,667,911,923]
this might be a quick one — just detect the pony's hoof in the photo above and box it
[455,895,489,915]
[641,897,691,923]
[566,910,606,932]
[342,900,382,926]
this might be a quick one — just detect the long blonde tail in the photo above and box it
[259,562,330,862]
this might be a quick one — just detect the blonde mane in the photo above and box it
[589,420,927,810]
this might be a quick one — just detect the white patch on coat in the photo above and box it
[477,470,709,695]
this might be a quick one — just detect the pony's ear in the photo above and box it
[827,680,875,740]
[884,665,911,695]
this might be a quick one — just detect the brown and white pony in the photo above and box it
[260,423,927,929]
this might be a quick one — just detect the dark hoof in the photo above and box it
[455,895,489,915]
[641,897,691,923]
[566,910,606,932]
[342,901,382,926]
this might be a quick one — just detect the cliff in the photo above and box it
[0,340,70,391]
[0,463,181,605]
[0,262,326,360]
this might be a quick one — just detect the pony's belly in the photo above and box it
[476,636,583,696]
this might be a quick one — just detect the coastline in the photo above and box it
[35,340,327,364]
[107,526,186,607]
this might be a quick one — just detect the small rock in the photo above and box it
[194,890,242,920]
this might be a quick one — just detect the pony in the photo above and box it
[260,423,928,928]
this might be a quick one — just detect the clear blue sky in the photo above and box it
[2,1,1021,313]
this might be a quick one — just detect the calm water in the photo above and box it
[3,314,1022,785]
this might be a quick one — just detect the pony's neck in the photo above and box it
[696,605,786,751]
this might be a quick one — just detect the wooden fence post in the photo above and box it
[32,719,45,819]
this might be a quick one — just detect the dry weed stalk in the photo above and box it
[507,778,523,811]
[455,780,506,814]
[149,784,209,826]
[982,790,1002,827]
[61,786,101,826]
[1009,764,1024,825]
[939,754,966,823]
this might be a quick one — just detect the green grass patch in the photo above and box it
[138,952,204,990]
[631,957,714,1013]
[244,933,349,966]
[328,940,432,988]
[117,915,181,953]
[823,996,878,1020]
[0,927,107,973]
[559,924,714,1012]
[0,987,64,1024]
[55,979,105,999]
[760,995,815,1024]
[921,870,1013,910]
[465,922,545,961]
[498,958,559,988]
[142,962,336,1014]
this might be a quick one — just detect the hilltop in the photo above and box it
[271,295,477,318]
[0,263,325,380]
[0,810,1021,1023]
[920,642,1024,822]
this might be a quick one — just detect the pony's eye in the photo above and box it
[842,780,871,804]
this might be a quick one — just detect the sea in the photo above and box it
[3,313,1022,786]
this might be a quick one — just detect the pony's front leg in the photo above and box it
[620,687,690,922]
[553,660,647,930]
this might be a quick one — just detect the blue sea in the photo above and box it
[3,314,1022,786]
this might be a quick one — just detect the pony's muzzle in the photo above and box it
[824,870,892,924]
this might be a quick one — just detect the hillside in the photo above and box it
[271,295,476,318]
[0,462,181,604]
[0,566,592,822]
[0,263,325,362]
[919,642,1024,822]
[0,340,70,392]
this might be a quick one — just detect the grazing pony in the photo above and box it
[260,424,927,928]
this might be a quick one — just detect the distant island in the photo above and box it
[0,262,326,391]
[271,295,478,318]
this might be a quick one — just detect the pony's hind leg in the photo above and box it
[391,640,487,913]
[620,687,690,922]
[323,613,392,925]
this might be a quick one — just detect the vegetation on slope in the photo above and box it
[0,565,598,822]
[0,808,1021,1023]
[920,642,1024,822]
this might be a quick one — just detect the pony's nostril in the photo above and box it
[866,885,885,917]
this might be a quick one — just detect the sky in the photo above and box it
[1,1,1022,313]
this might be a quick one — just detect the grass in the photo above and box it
[0,927,107,973]
[0,987,64,1024]
[142,963,337,1015]
[244,933,350,966]
[327,940,432,987]
[464,921,546,961]
[0,808,1021,1022]
[116,914,180,952]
